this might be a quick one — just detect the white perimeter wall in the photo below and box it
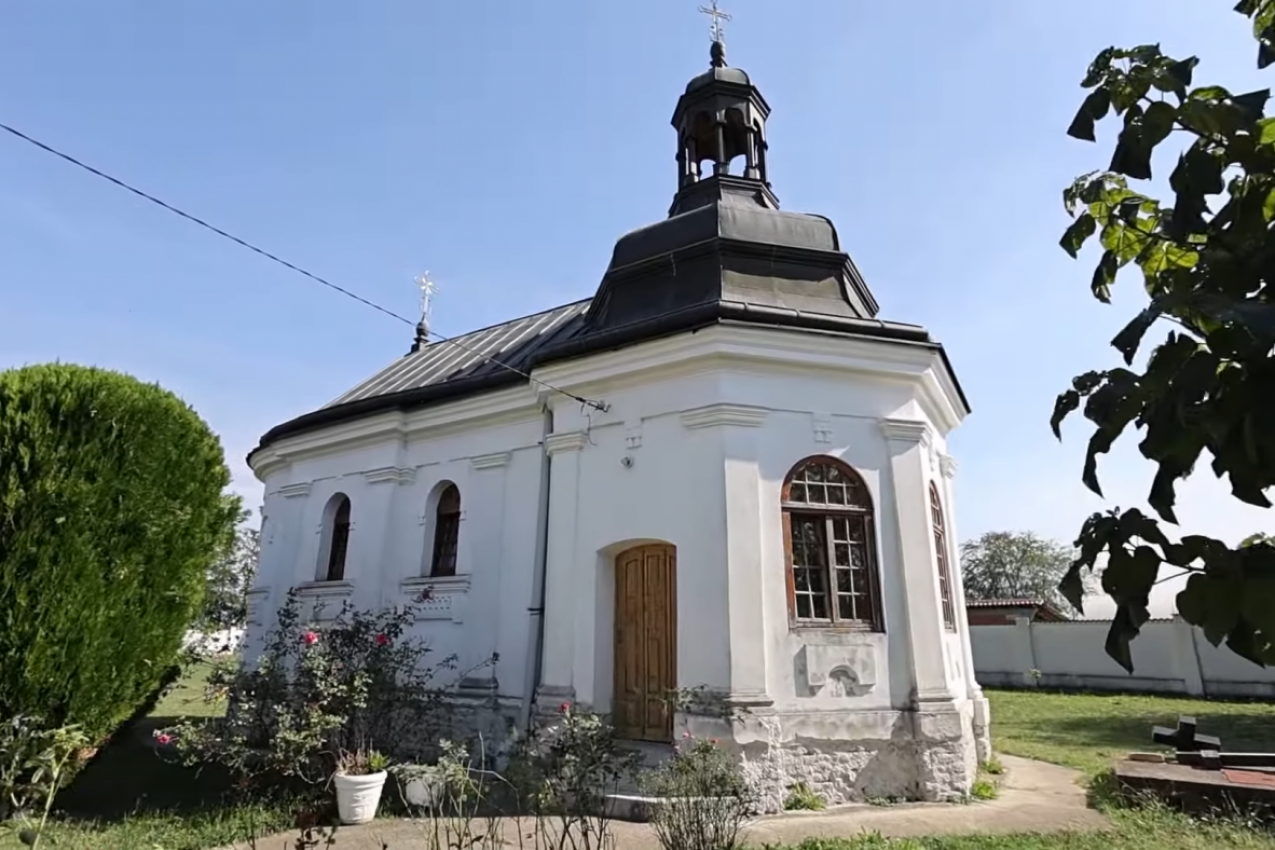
[971,617,1275,698]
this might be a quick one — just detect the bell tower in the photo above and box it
[670,5,778,215]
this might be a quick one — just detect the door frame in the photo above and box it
[612,542,678,742]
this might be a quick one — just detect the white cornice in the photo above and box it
[363,466,416,485]
[545,430,589,455]
[276,482,311,499]
[880,417,932,446]
[939,454,958,479]
[680,403,769,430]
[531,324,966,433]
[253,450,289,481]
[470,451,511,470]
[250,385,540,477]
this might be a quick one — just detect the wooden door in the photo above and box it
[613,544,677,742]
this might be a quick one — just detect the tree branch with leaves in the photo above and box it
[1053,2,1275,671]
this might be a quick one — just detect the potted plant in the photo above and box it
[333,748,391,824]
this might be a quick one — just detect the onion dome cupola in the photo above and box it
[560,18,885,357]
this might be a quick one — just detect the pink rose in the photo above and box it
[710,738,720,745]
[375,634,390,647]
[559,702,571,713]
[153,731,173,745]
[302,631,319,646]
[682,730,692,739]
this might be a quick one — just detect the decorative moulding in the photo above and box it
[470,451,511,470]
[624,420,643,450]
[879,418,932,447]
[363,466,416,485]
[399,575,471,623]
[680,403,768,430]
[545,430,589,455]
[277,482,312,499]
[939,454,958,479]
[295,580,354,596]
[293,581,353,622]
[812,412,833,445]
[798,643,877,698]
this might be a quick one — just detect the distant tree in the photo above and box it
[201,505,260,636]
[0,363,239,744]
[1053,2,1275,670]
[960,531,1085,612]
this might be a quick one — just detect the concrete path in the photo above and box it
[223,755,1109,850]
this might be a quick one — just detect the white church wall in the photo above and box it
[544,369,737,711]
[250,400,548,706]
[536,327,980,806]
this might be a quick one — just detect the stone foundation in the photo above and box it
[712,701,979,813]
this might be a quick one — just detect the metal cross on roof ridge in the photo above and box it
[698,0,731,44]
[415,271,438,332]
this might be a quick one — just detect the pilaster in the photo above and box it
[538,430,587,693]
[468,452,510,676]
[353,468,405,610]
[938,456,982,702]
[721,418,772,706]
[880,418,954,706]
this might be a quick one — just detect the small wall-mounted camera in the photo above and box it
[620,455,634,468]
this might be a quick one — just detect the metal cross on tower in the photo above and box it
[415,271,438,335]
[698,0,731,44]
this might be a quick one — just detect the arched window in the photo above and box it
[323,494,352,582]
[430,484,461,577]
[929,483,957,631]
[782,456,883,630]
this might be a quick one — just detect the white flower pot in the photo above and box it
[334,770,388,825]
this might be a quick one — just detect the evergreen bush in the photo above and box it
[0,363,238,744]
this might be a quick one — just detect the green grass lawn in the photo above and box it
[0,660,299,850]
[986,688,1275,776]
[5,678,1275,850]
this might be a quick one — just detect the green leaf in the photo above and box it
[1142,101,1177,148]
[1111,305,1162,365]
[1058,562,1088,613]
[1081,428,1114,496]
[1190,85,1233,102]
[1259,117,1275,145]
[1060,213,1097,258]
[1051,390,1081,439]
[1166,57,1199,93]
[1091,250,1118,302]
[1110,130,1153,180]
[1105,602,1152,673]
[1233,88,1271,123]
[1259,41,1275,69]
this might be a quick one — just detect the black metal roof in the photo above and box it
[328,300,589,407]
[248,44,972,461]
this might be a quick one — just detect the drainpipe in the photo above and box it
[519,404,554,730]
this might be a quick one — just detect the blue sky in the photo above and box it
[1,1,1268,616]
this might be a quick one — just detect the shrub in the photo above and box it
[643,735,756,850]
[784,781,827,811]
[506,703,641,850]
[166,590,482,790]
[0,363,238,745]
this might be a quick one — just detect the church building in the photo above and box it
[246,31,989,808]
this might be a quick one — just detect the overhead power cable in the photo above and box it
[0,121,609,413]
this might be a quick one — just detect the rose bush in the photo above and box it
[163,590,492,793]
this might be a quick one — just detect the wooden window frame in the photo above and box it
[781,455,884,633]
[429,484,461,578]
[325,495,352,583]
[929,482,957,632]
